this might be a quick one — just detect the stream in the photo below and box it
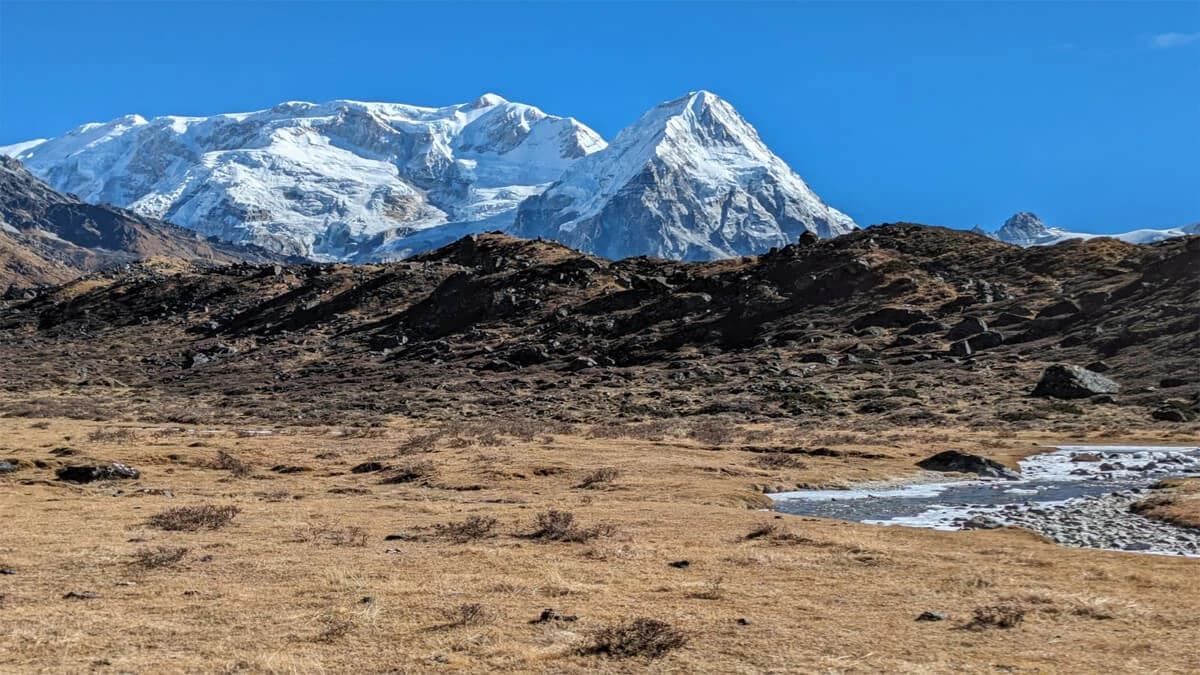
[770,445,1200,556]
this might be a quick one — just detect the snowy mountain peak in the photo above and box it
[995,212,1052,246]
[510,91,856,260]
[469,93,508,108]
[2,96,608,259]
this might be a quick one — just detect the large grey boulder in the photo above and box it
[917,450,1020,480]
[1031,364,1120,399]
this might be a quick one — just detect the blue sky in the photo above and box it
[1,1,1197,232]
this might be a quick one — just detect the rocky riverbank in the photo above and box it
[955,490,1200,556]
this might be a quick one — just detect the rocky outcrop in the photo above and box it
[917,450,1020,480]
[1032,365,1120,399]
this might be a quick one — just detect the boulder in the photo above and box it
[1036,299,1081,319]
[947,316,988,340]
[1152,408,1190,423]
[56,463,141,483]
[901,321,947,336]
[948,340,973,357]
[798,352,839,366]
[967,330,1005,351]
[850,307,934,330]
[917,450,1020,480]
[1085,361,1111,373]
[1031,365,1120,399]
[0,460,18,473]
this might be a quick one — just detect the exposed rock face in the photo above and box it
[511,91,856,261]
[55,463,141,483]
[1032,365,1120,399]
[0,157,281,289]
[917,450,1020,480]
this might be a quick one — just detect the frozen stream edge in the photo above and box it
[770,445,1200,557]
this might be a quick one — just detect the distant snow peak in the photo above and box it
[990,212,1195,247]
[510,90,857,260]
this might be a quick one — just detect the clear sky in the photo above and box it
[1,1,1197,232]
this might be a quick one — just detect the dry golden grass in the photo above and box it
[0,416,1198,672]
[1133,478,1200,529]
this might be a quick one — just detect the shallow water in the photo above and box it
[771,445,1200,554]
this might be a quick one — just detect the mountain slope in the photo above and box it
[510,91,857,260]
[4,224,1194,431]
[0,156,282,290]
[991,212,1197,246]
[2,95,606,259]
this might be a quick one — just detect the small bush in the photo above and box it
[379,460,435,484]
[396,431,445,455]
[530,509,614,543]
[583,618,687,659]
[966,604,1026,629]
[752,453,806,470]
[212,450,251,477]
[130,546,188,569]
[298,523,369,547]
[439,602,495,628]
[87,428,138,443]
[689,420,735,447]
[743,522,781,540]
[691,575,725,600]
[576,467,620,489]
[148,505,240,532]
[434,516,499,543]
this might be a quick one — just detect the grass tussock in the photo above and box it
[147,504,240,532]
[576,467,620,489]
[130,546,188,569]
[379,460,436,484]
[752,453,806,470]
[212,450,251,477]
[438,602,495,628]
[965,604,1026,630]
[583,618,688,659]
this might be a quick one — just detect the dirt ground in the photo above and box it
[1,415,1198,673]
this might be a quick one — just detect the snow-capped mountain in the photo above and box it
[989,212,1198,247]
[510,91,856,260]
[1,95,605,259]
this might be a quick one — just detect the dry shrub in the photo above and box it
[742,522,811,545]
[379,460,435,484]
[130,546,188,569]
[439,602,495,627]
[529,509,614,543]
[396,431,445,455]
[148,505,240,532]
[966,604,1026,630]
[752,453,806,470]
[576,467,620,489]
[588,420,676,441]
[298,523,369,547]
[691,575,725,600]
[434,516,499,543]
[688,419,735,447]
[583,618,687,659]
[87,428,139,443]
[213,450,251,477]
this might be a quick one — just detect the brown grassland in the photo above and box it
[1,414,1199,673]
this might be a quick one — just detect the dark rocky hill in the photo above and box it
[0,224,1195,431]
[0,156,287,291]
